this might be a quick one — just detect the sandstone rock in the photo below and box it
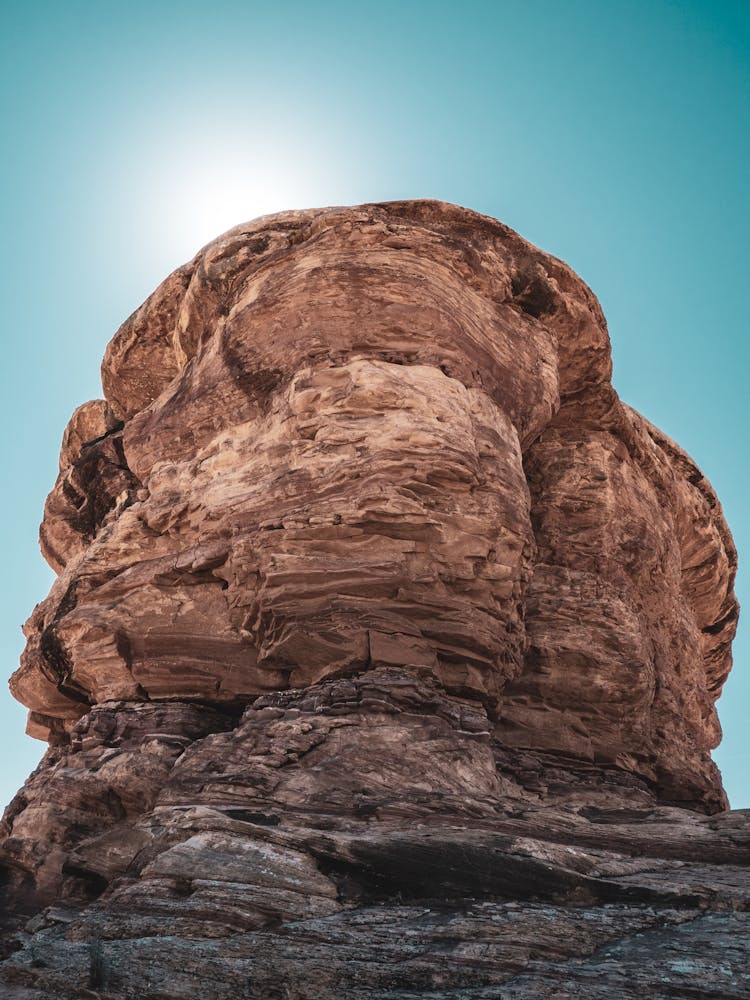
[0,201,744,998]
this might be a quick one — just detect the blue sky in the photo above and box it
[1,0,748,807]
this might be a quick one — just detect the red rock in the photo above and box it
[0,201,744,998]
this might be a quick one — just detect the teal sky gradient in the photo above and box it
[1,0,748,807]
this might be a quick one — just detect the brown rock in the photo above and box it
[0,201,744,998]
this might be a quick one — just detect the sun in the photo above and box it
[123,115,359,271]
[158,142,331,255]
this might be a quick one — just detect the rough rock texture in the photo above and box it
[1,201,745,998]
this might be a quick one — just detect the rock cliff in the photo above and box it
[1,201,746,998]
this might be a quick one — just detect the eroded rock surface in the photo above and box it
[0,201,744,998]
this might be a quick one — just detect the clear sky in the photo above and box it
[1,0,748,809]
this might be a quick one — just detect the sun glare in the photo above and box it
[157,144,332,257]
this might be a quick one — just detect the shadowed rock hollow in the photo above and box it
[1,201,746,999]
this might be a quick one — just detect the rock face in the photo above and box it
[1,201,745,998]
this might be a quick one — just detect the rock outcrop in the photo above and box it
[1,201,745,998]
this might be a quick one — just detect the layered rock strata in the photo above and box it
[0,201,745,998]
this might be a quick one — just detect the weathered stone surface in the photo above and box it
[0,201,744,998]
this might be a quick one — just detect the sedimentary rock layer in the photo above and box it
[0,201,743,998]
[2,672,749,999]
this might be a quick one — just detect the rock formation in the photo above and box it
[1,200,746,998]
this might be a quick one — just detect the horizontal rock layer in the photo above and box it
[0,200,743,997]
[2,673,750,998]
